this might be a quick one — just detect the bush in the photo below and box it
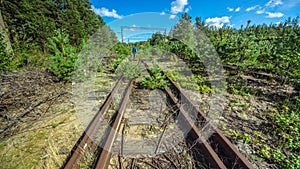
[268,98,300,168]
[115,61,142,79]
[141,67,169,90]
[0,31,12,71]
[47,30,77,81]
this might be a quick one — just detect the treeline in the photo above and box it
[1,0,104,50]
[0,0,117,76]
[146,13,300,86]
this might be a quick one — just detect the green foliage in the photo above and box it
[209,17,300,85]
[149,32,164,45]
[0,0,105,51]
[0,0,112,70]
[271,149,286,163]
[0,31,12,71]
[281,154,300,169]
[48,30,77,80]
[197,84,211,94]
[111,43,131,70]
[173,13,196,48]
[115,61,142,79]
[255,98,300,168]
[271,99,300,150]
[257,145,271,159]
[227,130,252,144]
[112,43,131,57]
[226,98,300,169]
[141,67,169,90]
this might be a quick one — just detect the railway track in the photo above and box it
[63,77,134,168]
[163,70,253,169]
[63,60,254,169]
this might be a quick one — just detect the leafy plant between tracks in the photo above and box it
[141,66,169,90]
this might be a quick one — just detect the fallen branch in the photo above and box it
[0,91,68,135]
[163,154,179,169]
[139,159,160,169]
[130,159,135,169]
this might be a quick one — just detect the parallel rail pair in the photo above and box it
[63,63,254,169]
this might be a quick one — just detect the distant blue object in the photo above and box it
[132,47,137,60]
[132,47,137,53]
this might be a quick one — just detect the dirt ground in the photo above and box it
[0,67,298,169]
[216,71,299,169]
[0,70,117,169]
[0,70,80,168]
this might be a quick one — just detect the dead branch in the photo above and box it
[163,154,179,169]
[1,91,67,135]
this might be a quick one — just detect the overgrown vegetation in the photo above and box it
[115,61,142,79]
[144,13,300,168]
[47,30,78,80]
[1,0,300,167]
[0,0,117,80]
[141,66,169,90]
[269,98,300,169]
[0,31,12,71]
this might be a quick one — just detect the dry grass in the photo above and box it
[0,103,83,169]
[0,71,117,169]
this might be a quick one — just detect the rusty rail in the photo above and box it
[94,79,135,169]
[165,86,227,168]
[63,78,124,169]
[63,60,254,168]
[163,70,254,169]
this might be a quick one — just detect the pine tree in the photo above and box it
[0,0,108,52]
[173,13,196,47]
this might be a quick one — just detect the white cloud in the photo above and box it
[256,9,265,14]
[227,7,234,12]
[265,0,283,8]
[228,7,240,12]
[184,6,191,13]
[169,15,176,19]
[246,5,259,12]
[160,11,166,15]
[235,7,241,12]
[92,6,122,19]
[266,12,284,18]
[205,16,231,28]
[170,0,188,14]
[129,25,138,31]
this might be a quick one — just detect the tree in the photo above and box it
[173,13,196,47]
[48,30,77,80]
[0,0,106,52]
[149,32,164,45]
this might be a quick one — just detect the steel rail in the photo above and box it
[63,78,124,169]
[165,87,227,169]
[163,71,254,169]
[94,79,135,169]
[142,61,225,168]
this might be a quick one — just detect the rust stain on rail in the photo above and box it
[163,70,254,169]
[94,79,135,169]
[63,78,124,169]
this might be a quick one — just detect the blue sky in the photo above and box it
[90,0,300,41]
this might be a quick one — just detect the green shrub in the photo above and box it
[115,61,142,79]
[272,99,300,150]
[0,31,12,71]
[47,30,77,81]
[141,67,169,90]
[267,98,300,168]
